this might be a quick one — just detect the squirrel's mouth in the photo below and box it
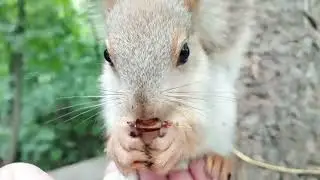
[135,118,161,132]
[136,118,159,126]
[128,118,172,134]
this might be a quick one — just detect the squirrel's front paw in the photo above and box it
[205,154,232,180]
[148,126,184,175]
[148,122,198,175]
[106,121,149,175]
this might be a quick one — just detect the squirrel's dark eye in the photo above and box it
[177,43,190,66]
[104,49,114,66]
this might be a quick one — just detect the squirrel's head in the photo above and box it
[100,0,208,123]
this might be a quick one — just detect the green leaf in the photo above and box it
[50,148,63,161]
[1,0,103,170]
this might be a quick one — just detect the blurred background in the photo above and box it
[0,0,320,180]
[0,0,105,171]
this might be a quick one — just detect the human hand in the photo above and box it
[106,157,216,180]
[0,157,220,180]
[0,162,55,180]
[139,157,216,180]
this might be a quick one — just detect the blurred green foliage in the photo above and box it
[0,0,105,170]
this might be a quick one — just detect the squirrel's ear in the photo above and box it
[103,0,117,12]
[184,0,199,12]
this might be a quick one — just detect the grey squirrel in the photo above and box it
[87,0,254,179]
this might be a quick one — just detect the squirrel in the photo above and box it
[87,0,254,179]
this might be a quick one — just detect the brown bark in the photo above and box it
[7,0,25,164]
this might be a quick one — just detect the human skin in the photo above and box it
[0,158,214,180]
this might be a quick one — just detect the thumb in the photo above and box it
[0,163,55,180]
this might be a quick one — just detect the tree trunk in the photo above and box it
[234,0,320,179]
[7,0,25,164]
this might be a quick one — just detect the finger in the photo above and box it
[111,138,149,166]
[118,124,145,151]
[108,141,149,174]
[113,150,149,172]
[211,155,222,180]
[220,158,232,180]
[132,162,149,170]
[149,128,175,151]
[0,163,55,180]
[119,135,145,151]
[168,170,193,180]
[206,155,214,175]
[189,158,211,180]
[156,155,181,175]
[150,145,182,175]
[138,169,167,180]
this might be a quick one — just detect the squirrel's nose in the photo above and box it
[133,90,154,119]
[134,101,158,120]
[136,105,154,120]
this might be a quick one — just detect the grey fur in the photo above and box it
[107,0,191,101]
[87,0,254,178]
